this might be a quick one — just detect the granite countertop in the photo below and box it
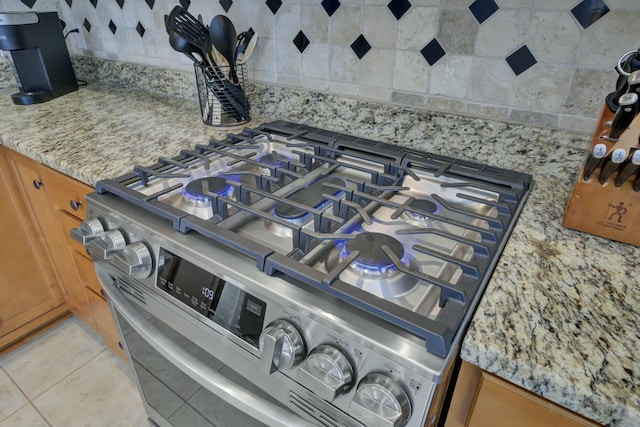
[0,84,638,426]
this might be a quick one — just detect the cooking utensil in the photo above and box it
[615,149,640,187]
[583,143,607,181]
[209,15,238,83]
[236,29,257,64]
[607,92,638,140]
[168,30,204,64]
[599,148,627,184]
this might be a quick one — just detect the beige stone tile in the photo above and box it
[0,317,105,400]
[329,5,362,46]
[475,10,530,58]
[0,404,47,427]
[396,7,438,50]
[468,57,516,105]
[0,368,27,421]
[359,49,394,88]
[300,4,329,44]
[393,50,429,93]
[33,351,147,427]
[575,11,640,69]
[513,64,573,113]
[363,6,397,49]
[428,55,473,99]
[527,11,581,64]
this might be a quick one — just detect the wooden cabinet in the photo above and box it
[3,148,125,360]
[444,361,601,427]
[0,147,67,349]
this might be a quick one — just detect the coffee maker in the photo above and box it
[0,12,78,105]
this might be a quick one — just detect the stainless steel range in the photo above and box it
[72,121,532,427]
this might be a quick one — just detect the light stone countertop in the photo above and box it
[0,83,638,426]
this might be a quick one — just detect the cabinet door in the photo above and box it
[0,147,66,349]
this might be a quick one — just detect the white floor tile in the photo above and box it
[33,350,148,427]
[0,368,28,421]
[0,403,48,427]
[0,317,106,399]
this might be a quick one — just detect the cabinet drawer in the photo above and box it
[41,166,91,219]
[58,211,86,255]
[71,249,102,296]
[85,287,127,361]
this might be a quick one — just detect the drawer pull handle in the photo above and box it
[70,200,82,211]
[33,180,43,190]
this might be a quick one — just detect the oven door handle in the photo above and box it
[102,280,317,427]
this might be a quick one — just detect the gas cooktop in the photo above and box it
[94,120,532,357]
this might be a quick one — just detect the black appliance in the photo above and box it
[0,12,78,105]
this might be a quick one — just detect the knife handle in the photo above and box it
[608,93,639,140]
[634,171,640,192]
[583,143,608,181]
[615,149,640,187]
[599,148,627,184]
[627,70,640,94]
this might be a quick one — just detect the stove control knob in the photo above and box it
[297,344,354,401]
[70,218,104,245]
[259,320,305,375]
[112,242,153,278]
[349,373,412,427]
[88,229,126,260]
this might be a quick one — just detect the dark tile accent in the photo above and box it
[145,0,155,10]
[179,0,190,10]
[437,8,479,55]
[89,0,98,9]
[468,0,499,24]
[266,0,282,15]
[321,0,341,17]
[420,39,446,66]
[571,0,610,29]
[136,22,145,38]
[109,20,117,35]
[115,0,124,9]
[60,19,66,30]
[220,0,233,12]
[21,0,36,8]
[65,0,72,8]
[387,0,411,20]
[293,31,310,53]
[83,18,91,33]
[351,35,371,60]
[506,45,537,76]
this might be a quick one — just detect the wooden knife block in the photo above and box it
[563,104,640,246]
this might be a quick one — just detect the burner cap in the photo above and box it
[184,177,231,206]
[345,232,404,271]
[259,153,288,167]
[408,198,437,213]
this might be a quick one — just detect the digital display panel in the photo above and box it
[157,248,266,347]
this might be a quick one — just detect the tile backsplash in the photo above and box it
[2,0,640,133]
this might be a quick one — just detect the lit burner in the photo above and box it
[406,198,438,221]
[183,177,233,207]
[258,152,289,168]
[344,232,405,275]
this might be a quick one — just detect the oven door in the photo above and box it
[96,263,315,427]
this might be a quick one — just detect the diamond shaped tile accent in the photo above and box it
[468,0,499,24]
[83,18,91,33]
[60,19,67,30]
[179,0,190,10]
[89,0,98,9]
[387,0,412,20]
[65,0,72,7]
[293,31,310,53]
[506,45,537,76]
[220,0,232,12]
[351,35,371,60]
[108,20,117,34]
[266,0,282,14]
[115,0,124,9]
[420,38,446,66]
[136,22,145,38]
[21,0,36,8]
[145,0,155,9]
[571,0,610,29]
[321,0,340,17]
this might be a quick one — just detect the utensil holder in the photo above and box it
[194,62,250,127]
[563,103,640,246]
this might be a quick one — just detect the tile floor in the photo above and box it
[0,316,150,427]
